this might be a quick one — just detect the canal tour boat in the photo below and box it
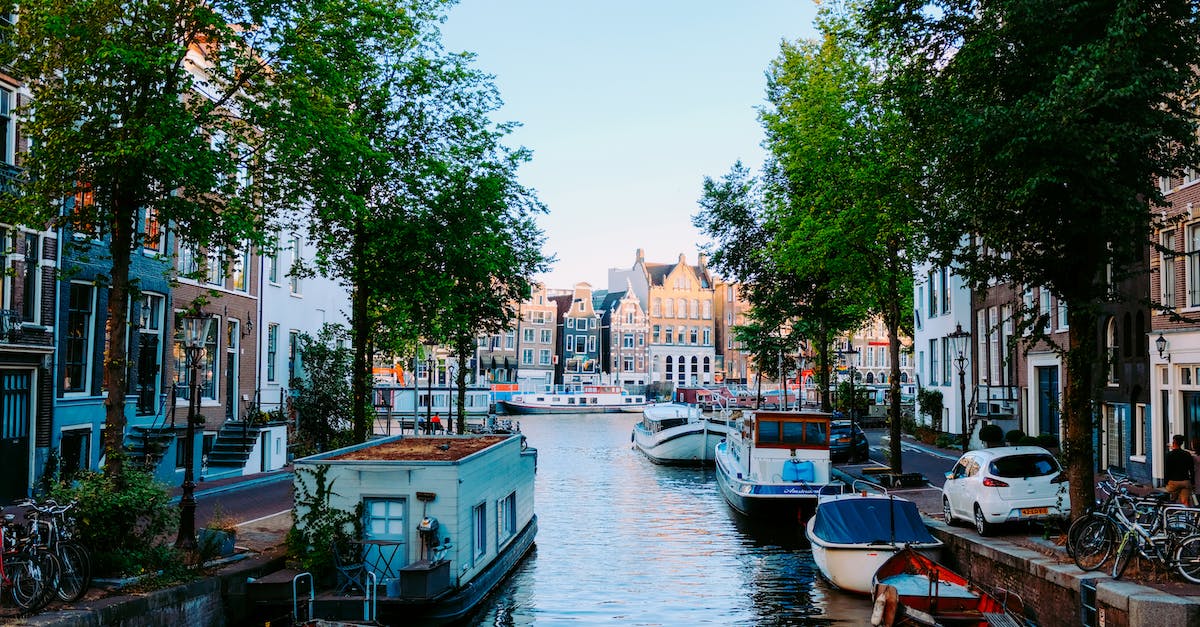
[253,433,538,624]
[805,481,942,594]
[631,403,733,465]
[499,385,648,414]
[714,410,837,521]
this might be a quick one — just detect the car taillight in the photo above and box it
[982,477,1009,488]
[1051,473,1069,484]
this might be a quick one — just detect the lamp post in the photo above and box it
[175,311,214,551]
[841,344,860,445]
[425,343,436,434]
[947,323,972,453]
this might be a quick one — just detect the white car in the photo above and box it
[942,445,1070,536]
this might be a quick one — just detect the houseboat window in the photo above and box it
[781,421,805,444]
[497,492,517,545]
[756,418,829,448]
[758,420,780,442]
[805,422,828,445]
[473,502,487,562]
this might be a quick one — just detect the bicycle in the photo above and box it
[1107,493,1200,582]
[1066,468,1134,564]
[17,499,91,603]
[0,512,53,614]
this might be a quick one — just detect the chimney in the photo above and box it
[678,253,686,265]
[698,253,708,267]
[635,248,644,263]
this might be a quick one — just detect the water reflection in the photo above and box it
[464,413,873,626]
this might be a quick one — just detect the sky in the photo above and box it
[440,1,820,290]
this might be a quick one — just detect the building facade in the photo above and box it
[552,282,602,389]
[599,284,649,387]
[913,263,974,437]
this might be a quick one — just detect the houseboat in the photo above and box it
[631,403,733,465]
[371,384,493,433]
[499,385,648,415]
[714,410,836,522]
[272,433,537,624]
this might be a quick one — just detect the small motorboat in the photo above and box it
[806,481,942,594]
[632,403,732,465]
[870,547,1025,626]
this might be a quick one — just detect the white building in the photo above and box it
[912,262,974,439]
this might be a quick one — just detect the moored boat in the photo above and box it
[632,403,733,465]
[805,481,942,594]
[500,385,648,414]
[713,410,837,522]
[870,546,1024,627]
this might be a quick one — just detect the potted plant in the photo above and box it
[199,506,238,558]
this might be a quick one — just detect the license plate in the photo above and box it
[1021,507,1048,516]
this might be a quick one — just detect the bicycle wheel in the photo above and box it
[30,549,60,612]
[6,557,44,613]
[1173,535,1200,584]
[1072,516,1116,571]
[56,542,90,602]
[1067,513,1100,559]
[1112,530,1136,580]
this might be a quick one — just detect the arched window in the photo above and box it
[702,300,712,319]
[665,356,674,375]
[901,372,909,383]
[652,298,662,317]
[703,356,711,373]
[1106,316,1119,384]
[678,298,688,318]
[865,372,875,384]
[663,299,673,317]
[691,299,700,319]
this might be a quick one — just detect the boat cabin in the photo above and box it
[738,411,833,486]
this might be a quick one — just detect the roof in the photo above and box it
[326,436,509,462]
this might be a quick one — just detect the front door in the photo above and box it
[1037,366,1060,436]
[225,321,238,421]
[0,369,32,504]
[363,498,408,581]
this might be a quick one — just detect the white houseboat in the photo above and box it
[500,385,648,415]
[632,403,732,465]
[287,433,537,624]
[714,410,837,522]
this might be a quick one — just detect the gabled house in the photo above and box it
[551,282,601,389]
[598,282,649,388]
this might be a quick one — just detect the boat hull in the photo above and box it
[632,421,731,465]
[807,532,941,594]
[500,401,649,415]
[871,547,1010,627]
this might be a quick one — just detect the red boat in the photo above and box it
[870,547,1025,626]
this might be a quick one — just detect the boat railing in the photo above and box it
[851,479,889,496]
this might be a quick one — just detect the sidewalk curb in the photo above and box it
[169,470,293,505]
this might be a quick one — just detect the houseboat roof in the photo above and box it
[327,436,508,462]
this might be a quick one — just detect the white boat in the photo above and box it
[500,385,648,414]
[805,481,942,594]
[714,410,837,521]
[632,403,733,465]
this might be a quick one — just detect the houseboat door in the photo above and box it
[363,498,408,582]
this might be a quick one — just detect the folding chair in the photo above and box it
[332,541,366,596]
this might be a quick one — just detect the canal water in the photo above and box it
[465,413,874,626]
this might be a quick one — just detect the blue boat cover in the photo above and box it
[811,497,936,545]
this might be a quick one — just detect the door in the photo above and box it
[1037,366,1060,436]
[0,369,32,504]
[259,430,269,472]
[363,498,408,581]
[225,321,238,420]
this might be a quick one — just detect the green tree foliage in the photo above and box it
[860,0,1200,514]
[0,0,295,480]
[287,465,362,581]
[290,324,354,456]
[265,0,545,440]
[760,9,919,470]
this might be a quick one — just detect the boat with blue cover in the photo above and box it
[805,481,943,594]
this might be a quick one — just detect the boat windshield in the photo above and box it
[756,417,828,448]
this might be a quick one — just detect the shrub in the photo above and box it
[916,388,944,431]
[1005,429,1026,445]
[979,423,1004,445]
[935,433,962,449]
[1019,435,1039,446]
[914,426,938,445]
[1035,433,1059,449]
[49,463,176,577]
[287,465,362,581]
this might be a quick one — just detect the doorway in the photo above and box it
[0,369,32,503]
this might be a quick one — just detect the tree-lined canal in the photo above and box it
[466,412,872,626]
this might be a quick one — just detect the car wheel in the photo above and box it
[942,496,955,526]
[974,504,995,536]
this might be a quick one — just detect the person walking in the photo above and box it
[1165,434,1195,505]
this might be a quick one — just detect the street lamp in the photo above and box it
[947,323,972,453]
[175,310,214,551]
[425,343,436,434]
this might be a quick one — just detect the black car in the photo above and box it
[829,420,870,462]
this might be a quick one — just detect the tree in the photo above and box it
[0,1,297,481]
[265,0,537,441]
[861,0,1200,514]
[290,324,354,455]
[760,9,919,471]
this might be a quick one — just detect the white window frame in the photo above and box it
[473,502,487,563]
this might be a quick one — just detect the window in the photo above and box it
[928,339,939,386]
[0,88,11,165]
[623,356,634,371]
[172,313,219,401]
[288,236,303,295]
[703,329,711,345]
[939,268,951,314]
[473,502,487,561]
[652,325,660,343]
[539,349,551,365]
[691,299,700,319]
[727,285,734,301]
[1134,404,1147,457]
[638,333,645,347]
[941,337,951,385]
[231,246,249,291]
[678,298,688,318]
[289,330,300,383]
[1188,224,1200,307]
[178,241,199,277]
[1106,317,1119,384]
[567,318,574,330]
[1160,176,1174,195]
[988,308,1000,384]
[663,299,673,317]
[59,429,90,477]
[702,300,712,319]
[689,327,698,344]
[1056,298,1068,330]
[176,434,189,469]
[497,492,516,545]
[266,243,279,283]
[267,324,279,382]
[205,248,224,285]
[927,270,938,316]
[522,348,533,365]
[572,335,585,353]
[20,233,38,323]
[587,335,596,352]
[1163,231,1177,308]
[1039,287,1051,320]
[135,293,165,415]
[665,327,673,344]
[141,207,164,253]
[63,283,95,393]
[622,333,634,348]
[523,328,534,342]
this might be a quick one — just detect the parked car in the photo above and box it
[829,420,870,463]
[942,446,1070,536]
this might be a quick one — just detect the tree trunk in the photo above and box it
[350,218,372,443]
[817,326,832,413]
[101,204,135,482]
[885,273,903,475]
[456,351,469,435]
[1064,305,1098,519]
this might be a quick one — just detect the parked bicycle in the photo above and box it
[1069,484,1200,582]
[16,499,91,603]
[0,512,55,614]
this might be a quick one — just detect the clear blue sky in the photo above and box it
[440,1,819,289]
